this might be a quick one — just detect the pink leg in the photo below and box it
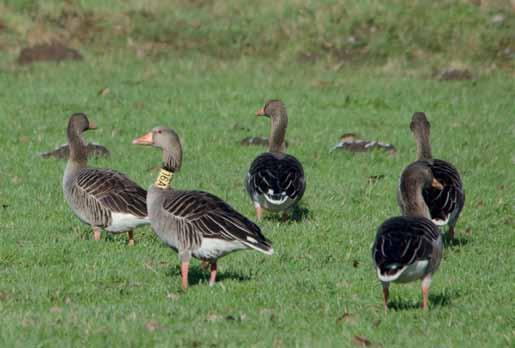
[421,275,432,310]
[383,285,389,313]
[209,262,218,286]
[127,230,135,246]
[256,206,264,220]
[93,227,101,241]
[181,262,189,289]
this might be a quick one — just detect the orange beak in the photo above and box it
[432,178,444,190]
[255,108,265,116]
[88,121,97,130]
[132,131,153,145]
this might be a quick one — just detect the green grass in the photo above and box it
[0,1,514,346]
[0,55,513,347]
[1,0,514,72]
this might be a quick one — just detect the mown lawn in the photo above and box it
[0,54,513,347]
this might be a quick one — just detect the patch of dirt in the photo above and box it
[436,68,473,81]
[18,43,83,65]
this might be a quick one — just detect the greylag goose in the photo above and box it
[407,112,465,240]
[245,100,306,220]
[62,113,148,244]
[132,127,273,289]
[330,133,396,154]
[372,161,444,310]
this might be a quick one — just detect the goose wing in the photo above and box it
[75,168,147,218]
[422,159,465,222]
[161,190,273,254]
[247,153,305,201]
[372,216,440,273]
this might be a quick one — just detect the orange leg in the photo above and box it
[93,227,101,241]
[382,285,389,313]
[127,230,135,246]
[209,262,218,286]
[181,262,189,289]
[256,206,264,220]
[421,275,432,310]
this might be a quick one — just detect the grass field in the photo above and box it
[1,1,514,347]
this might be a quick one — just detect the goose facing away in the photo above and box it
[246,100,306,220]
[132,127,273,289]
[372,162,444,310]
[408,112,465,240]
[62,113,148,244]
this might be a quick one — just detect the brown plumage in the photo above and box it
[62,113,148,244]
[133,127,273,289]
[407,112,465,240]
[373,162,444,311]
[246,100,306,221]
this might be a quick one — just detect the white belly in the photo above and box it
[106,213,149,232]
[193,238,246,260]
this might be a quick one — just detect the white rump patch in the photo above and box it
[107,213,149,232]
[264,193,289,205]
[432,217,450,226]
[246,236,257,243]
[378,260,429,283]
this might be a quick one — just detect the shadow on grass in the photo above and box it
[388,290,458,311]
[443,235,469,248]
[264,205,310,223]
[165,264,251,286]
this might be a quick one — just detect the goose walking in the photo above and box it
[246,100,306,220]
[62,113,148,244]
[372,162,444,310]
[132,127,273,289]
[407,112,465,240]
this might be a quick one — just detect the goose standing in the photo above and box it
[132,127,273,289]
[62,113,148,244]
[246,100,306,220]
[407,112,465,240]
[372,162,444,310]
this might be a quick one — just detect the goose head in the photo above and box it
[67,113,96,136]
[132,127,182,172]
[410,112,431,134]
[256,100,288,153]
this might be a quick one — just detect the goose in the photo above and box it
[245,100,306,220]
[372,161,444,310]
[330,133,396,154]
[62,113,148,244]
[132,127,273,289]
[406,112,465,240]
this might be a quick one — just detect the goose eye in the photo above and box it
[157,130,162,134]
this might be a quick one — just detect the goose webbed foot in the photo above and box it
[209,262,217,286]
[93,227,101,241]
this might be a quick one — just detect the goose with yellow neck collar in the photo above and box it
[133,127,273,289]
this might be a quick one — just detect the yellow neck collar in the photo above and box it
[155,168,173,188]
